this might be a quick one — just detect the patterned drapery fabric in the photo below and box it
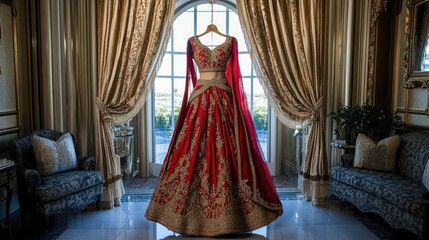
[237,0,329,205]
[96,0,175,208]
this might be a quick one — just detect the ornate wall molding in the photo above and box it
[366,0,389,104]
[402,0,429,117]
[404,79,429,89]
[404,79,429,116]
[375,0,389,14]
[403,0,411,82]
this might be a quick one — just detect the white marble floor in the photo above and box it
[56,200,380,240]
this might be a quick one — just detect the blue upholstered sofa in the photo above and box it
[9,129,103,231]
[330,131,429,240]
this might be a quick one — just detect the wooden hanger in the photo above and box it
[197,23,228,38]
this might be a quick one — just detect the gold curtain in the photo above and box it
[237,0,329,205]
[34,0,97,156]
[96,0,175,208]
[65,0,97,157]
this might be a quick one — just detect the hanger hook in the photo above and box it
[208,0,215,24]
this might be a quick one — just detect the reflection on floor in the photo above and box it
[55,200,380,240]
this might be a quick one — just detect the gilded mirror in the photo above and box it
[404,0,429,86]
[403,0,429,118]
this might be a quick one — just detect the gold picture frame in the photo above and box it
[0,0,21,139]
[403,0,429,117]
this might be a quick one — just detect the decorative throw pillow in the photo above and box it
[32,133,78,176]
[353,133,400,172]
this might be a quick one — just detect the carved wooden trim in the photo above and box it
[397,107,428,115]
[375,0,389,14]
[403,79,429,88]
[403,0,411,81]
[367,0,389,103]
[402,0,429,117]
[402,18,429,92]
[393,123,429,132]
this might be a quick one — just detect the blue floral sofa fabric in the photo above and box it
[330,131,429,240]
[9,129,103,228]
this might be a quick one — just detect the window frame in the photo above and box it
[147,0,277,175]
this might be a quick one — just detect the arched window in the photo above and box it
[151,2,271,171]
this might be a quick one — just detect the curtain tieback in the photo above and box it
[309,98,323,122]
[96,98,113,122]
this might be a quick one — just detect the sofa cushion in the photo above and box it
[32,133,78,176]
[36,170,102,202]
[354,134,399,172]
[330,166,429,218]
[40,184,103,215]
[398,132,429,182]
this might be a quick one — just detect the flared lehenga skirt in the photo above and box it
[145,79,282,237]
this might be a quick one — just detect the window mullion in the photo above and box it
[226,8,229,35]
[194,6,197,35]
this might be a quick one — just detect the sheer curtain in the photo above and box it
[237,0,328,205]
[96,0,175,208]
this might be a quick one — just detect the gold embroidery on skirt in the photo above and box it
[147,85,281,236]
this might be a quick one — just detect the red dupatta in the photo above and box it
[226,37,281,209]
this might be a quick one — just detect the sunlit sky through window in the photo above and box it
[153,3,269,164]
[156,4,265,96]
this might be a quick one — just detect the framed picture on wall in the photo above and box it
[0,0,20,158]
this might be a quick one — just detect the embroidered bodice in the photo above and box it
[189,36,232,72]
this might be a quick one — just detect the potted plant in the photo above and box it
[329,103,403,145]
[329,105,360,145]
[358,103,403,140]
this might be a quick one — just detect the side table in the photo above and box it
[0,160,15,231]
[331,142,355,167]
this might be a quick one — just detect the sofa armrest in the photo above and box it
[19,168,42,188]
[77,156,96,171]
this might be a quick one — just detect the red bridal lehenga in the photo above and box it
[145,35,283,237]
